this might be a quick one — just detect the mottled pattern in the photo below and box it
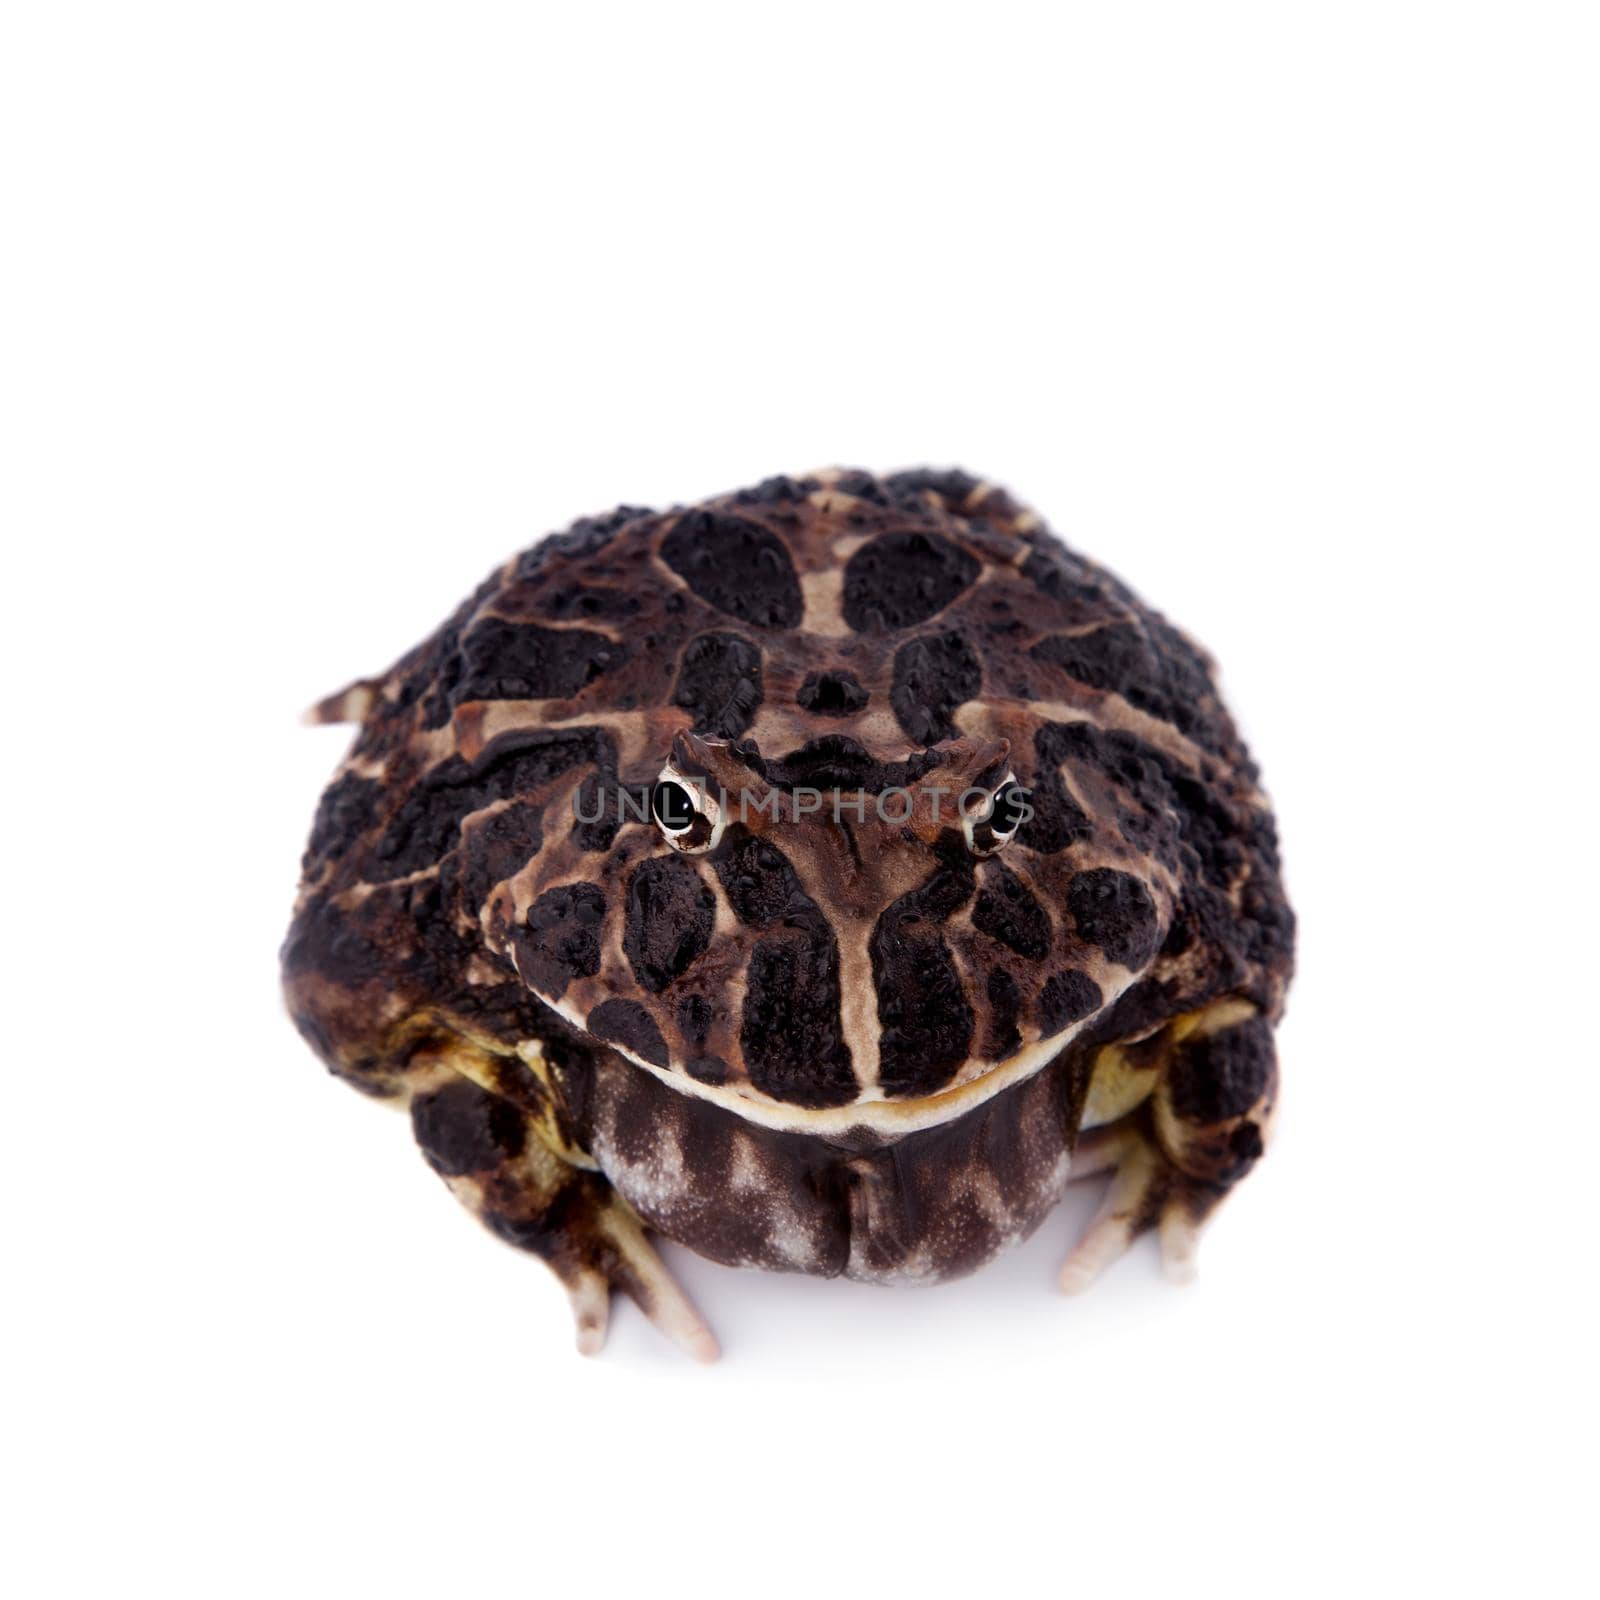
[283,467,1294,1298]
[891,631,984,745]
[566,1008,1096,1282]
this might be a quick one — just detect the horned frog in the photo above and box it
[283,468,1294,1358]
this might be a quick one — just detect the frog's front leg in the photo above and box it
[405,1049,719,1362]
[1059,1001,1278,1293]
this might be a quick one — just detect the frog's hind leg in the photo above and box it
[1059,1002,1278,1294]
[406,1049,719,1362]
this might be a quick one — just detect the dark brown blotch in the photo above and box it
[1019,723,1095,854]
[587,999,671,1069]
[622,855,716,994]
[740,929,858,1107]
[660,509,803,630]
[1168,1016,1275,1125]
[982,967,1023,1060]
[871,853,977,1097]
[796,669,870,717]
[890,630,983,745]
[511,882,606,998]
[1067,868,1160,969]
[1038,969,1102,1038]
[453,617,628,704]
[712,828,808,927]
[672,631,764,739]
[842,529,980,632]
[412,1078,526,1177]
[452,801,544,913]
[971,863,1053,961]
[304,771,382,873]
[711,832,856,1105]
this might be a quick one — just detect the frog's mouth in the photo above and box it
[551,1002,1101,1139]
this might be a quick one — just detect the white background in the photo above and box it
[4,4,1596,1596]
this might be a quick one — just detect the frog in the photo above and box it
[282,468,1294,1359]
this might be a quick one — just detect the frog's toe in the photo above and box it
[1058,1130,1163,1294]
[590,1200,721,1363]
[1057,1122,1215,1292]
[1156,1202,1202,1285]
[563,1265,611,1356]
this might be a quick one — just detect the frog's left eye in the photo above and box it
[653,772,723,854]
[963,776,1030,856]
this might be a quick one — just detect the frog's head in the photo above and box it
[487,719,1156,1134]
[441,473,1174,1133]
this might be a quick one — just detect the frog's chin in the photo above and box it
[555,1021,1097,1140]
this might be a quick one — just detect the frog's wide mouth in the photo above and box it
[539,996,1103,1138]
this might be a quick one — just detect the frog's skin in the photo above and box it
[283,469,1294,1359]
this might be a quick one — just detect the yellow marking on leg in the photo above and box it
[1170,996,1257,1043]
[1080,1042,1161,1131]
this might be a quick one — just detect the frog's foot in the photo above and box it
[410,1070,718,1361]
[1058,1008,1279,1294]
[1058,1122,1206,1293]
[553,1198,720,1363]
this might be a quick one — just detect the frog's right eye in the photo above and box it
[652,773,723,854]
[652,780,697,835]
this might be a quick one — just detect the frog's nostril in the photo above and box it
[796,670,870,717]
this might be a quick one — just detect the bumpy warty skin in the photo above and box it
[283,468,1294,1289]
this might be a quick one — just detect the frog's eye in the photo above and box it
[963,777,1030,856]
[652,780,697,834]
[652,773,723,854]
